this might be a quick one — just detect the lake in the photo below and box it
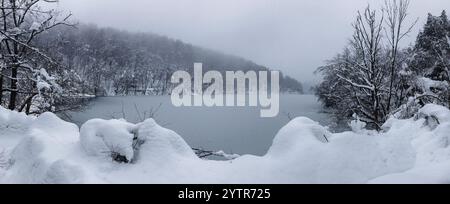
[66,94,332,156]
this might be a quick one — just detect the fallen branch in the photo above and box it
[192,148,240,160]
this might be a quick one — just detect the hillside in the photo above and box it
[36,24,303,96]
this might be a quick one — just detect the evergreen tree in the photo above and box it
[405,11,450,108]
[410,11,450,81]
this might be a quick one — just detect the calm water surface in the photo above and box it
[67,94,331,156]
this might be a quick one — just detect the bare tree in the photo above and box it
[384,0,418,114]
[336,6,386,129]
[316,1,424,129]
[0,0,73,112]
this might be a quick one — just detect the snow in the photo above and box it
[447,35,450,48]
[36,81,51,91]
[349,114,368,133]
[0,108,34,150]
[80,119,136,162]
[417,104,450,124]
[35,68,61,93]
[213,150,240,160]
[417,77,449,94]
[2,112,81,183]
[29,22,41,31]
[1,105,450,184]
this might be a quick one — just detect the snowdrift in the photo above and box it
[1,104,450,184]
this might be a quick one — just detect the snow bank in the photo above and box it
[1,112,82,184]
[369,104,450,183]
[135,119,197,160]
[0,107,34,138]
[0,107,35,169]
[1,105,450,184]
[260,117,415,183]
[417,104,450,124]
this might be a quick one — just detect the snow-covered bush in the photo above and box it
[392,97,423,119]
[80,119,136,163]
[28,69,63,113]
[79,118,197,163]
[416,104,450,129]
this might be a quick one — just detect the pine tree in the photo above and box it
[406,11,450,108]
[411,11,450,80]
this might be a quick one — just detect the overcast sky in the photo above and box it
[54,0,449,85]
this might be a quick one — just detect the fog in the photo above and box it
[54,0,450,85]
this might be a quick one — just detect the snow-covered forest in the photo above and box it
[0,0,303,115]
[36,24,304,97]
[1,0,450,184]
[315,1,450,130]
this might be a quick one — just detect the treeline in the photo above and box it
[36,24,304,96]
[315,0,449,129]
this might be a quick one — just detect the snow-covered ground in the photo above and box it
[1,105,450,184]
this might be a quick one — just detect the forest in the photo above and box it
[315,1,449,130]
[0,0,303,115]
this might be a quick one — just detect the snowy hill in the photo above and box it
[1,105,450,184]
[35,24,304,96]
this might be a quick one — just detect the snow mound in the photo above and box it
[135,119,197,161]
[370,119,450,183]
[0,107,34,136]
[7,133,84,184]
[1,105,450,184]
[267,117,331,157]
[79,118,196,163]
[3,112,83,184]
[80,119,136,162]
[417,104,450,125]
[261,116,416,183]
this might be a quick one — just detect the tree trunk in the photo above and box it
[8,65,17,110]
[0,72,3,105]
[25,95,33,114]
[18,93,37,114]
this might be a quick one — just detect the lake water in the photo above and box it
[66,94,332,156]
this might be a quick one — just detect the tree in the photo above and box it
[410,11,449,79]
[406,10,450,107]
[384,0,418,113]
[315,1,419,130]
[0,0,72,113]
[332,6,386,129]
